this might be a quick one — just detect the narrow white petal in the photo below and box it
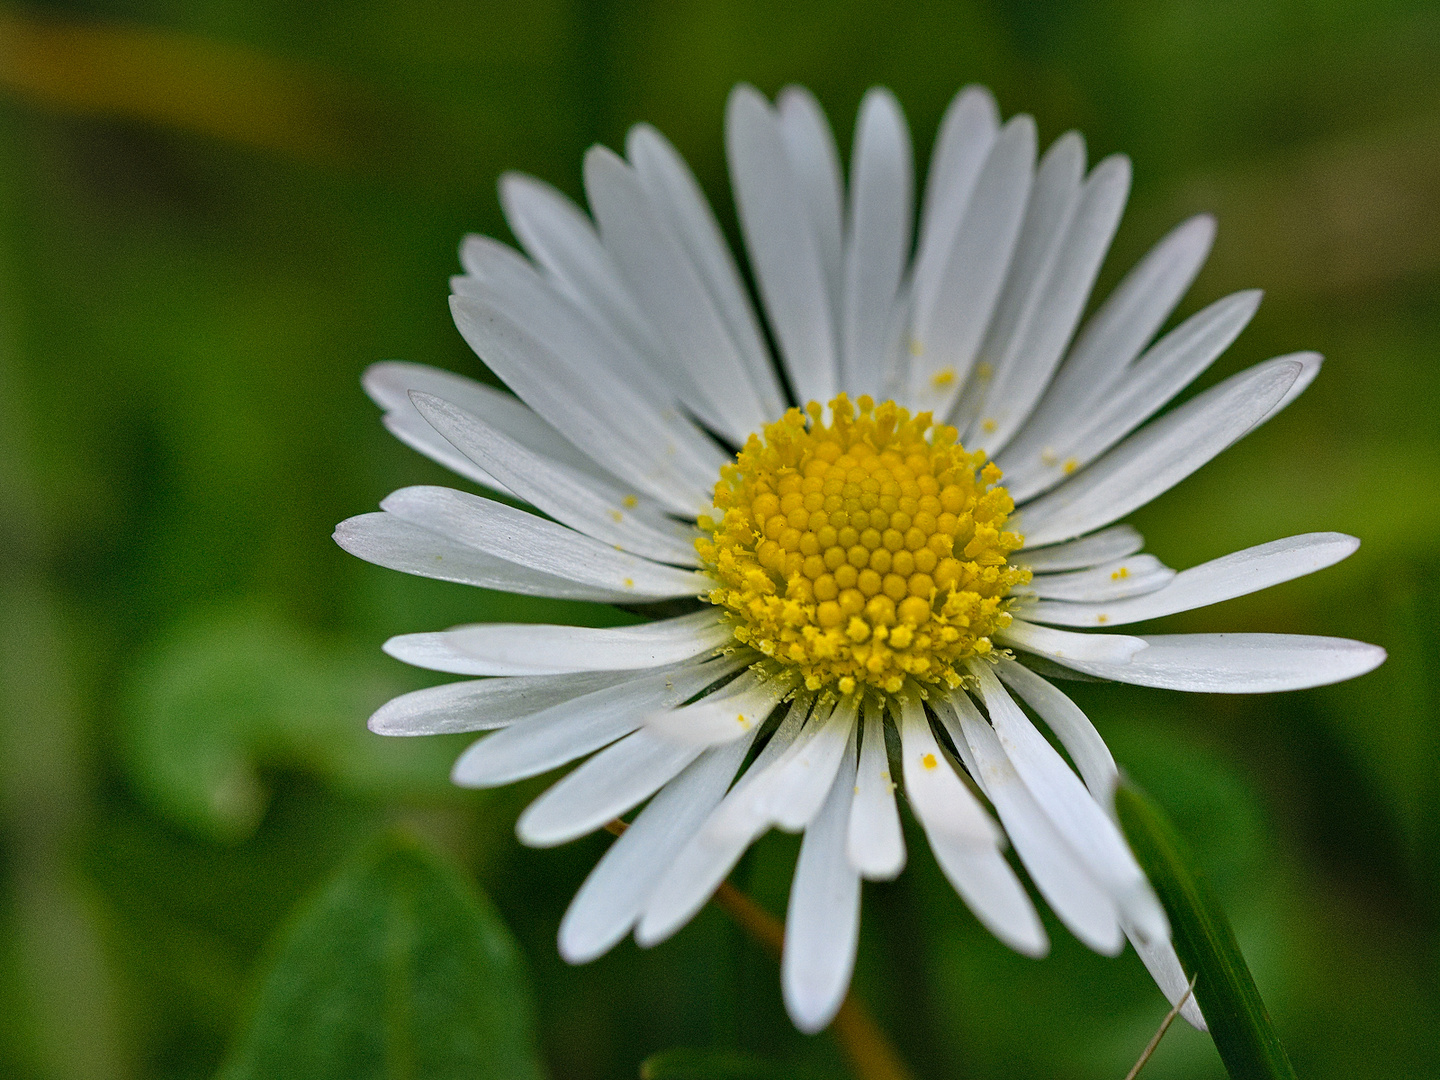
[763,696,859,832]
[1005,215,1215,458]
[558,731,756,963]
[643,670,798,748]
[637,696,814,945]
[994,657,1119,805]
[516,729,703,847]
[1058,633,1387,692]
[1026,555,1173,603]
[382,611,731,677]
[410,391,701,566]
[726,85,838,405]
[968,663,1169,945]
[966,153,1132,454]
[897,694,999,844]
[847,699,905,879]
[1027,533,1359,628]
[1256,351,1322,425]
[1016,524,1144,572]
[783,730,861,1034]
[927,828,1048,957]
[943,697,1122,954]
[1001,289,1262,499]
[450,294,716,516]
[363,361,608,493]
[450,653,748,787]
[1128,926,1208,1030]
[841,88,913,398]
[626,125,786,417]
[368,670,633,736]
[379,486,708,600]
[776,85,845,316]
[334,512,631,601]
[1016,356,1303,547]
[998,619,1147,664]
[905,115,1036,415]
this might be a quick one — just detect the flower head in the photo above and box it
[336,83,1385,1034]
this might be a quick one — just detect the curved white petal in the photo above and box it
[409,391,701,566]
[379,486,708,600]
[896,693,999,844]
[368,669,633,736]
[998,619,1148,664]
[783,727,861,1034]
[841,88,912,398]
[994,657,1119,806]
[777,85,845,317]
[382,611,731,677]
[1016,524,1144,572]
[1128,926,1207,1031]
[516,729,703,847]
[450,653,748,787]
[335,512,632,602]
[1025,554,1174,603]
[762,696,859,832]
[1016,356,1303,546]
[643,669,798,748]
[1057,633,1387,692]
[726,85,838,406]
[847,699,905,879]
[1027,533,1359,628]
[558,732,756,963]
[928,828,1048,957]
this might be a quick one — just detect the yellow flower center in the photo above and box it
[697,395,1030,695]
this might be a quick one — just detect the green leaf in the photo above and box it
[219,833,545,1080]
[1115,781,1298,1080]
[640,1048,807,1080]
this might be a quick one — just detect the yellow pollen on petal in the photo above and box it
[695,394,1029,694]
[623,495,639,508]
[922,753,938,770]
[1112,566,1130,580]
[930,367,956,388]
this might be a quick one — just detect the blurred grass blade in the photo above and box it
[641,1049,808,1079]
[1116,781,1298,1080]
[219,833,545,1080]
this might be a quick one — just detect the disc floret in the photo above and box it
[697,395,1030,695]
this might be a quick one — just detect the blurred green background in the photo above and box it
[1,1,1437,1077]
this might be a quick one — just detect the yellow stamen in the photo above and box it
[696,395,1029,693]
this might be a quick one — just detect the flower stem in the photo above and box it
[605,820,914,1080]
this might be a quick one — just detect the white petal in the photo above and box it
[1025,555,1174,603]
[643,669,798,748]
[942,696,1122,954]
[1256,350,1322,425]
[997,619,1147,664]
[1004,214,1215,459]
[783,728,861,1034]
[1128,927,1207,1031]
[1027,532,1359,628]
[994,657,1119,805]
[409,391,701,566]
[1000,289,1262,499]
[966,153,1132,454]
[379,486,709,600]
[585,144,771,442]
[382,611,731,676]
[1016,356,1303,547]
[1016,524,1144,572]
[1057,633,1387,692]
[368,670,633,736]
[841,88,913,398]
[558,731,756,963]
[726,85,838,406]
[363,361,608,493]
[626,125,786,418]
[777,85,845,316]
[847,698,905,880]
[637,695,814,945]
[516,729,703,847]
[762,695,859,832]
[334,512,630,601]
[967,662,1168,945]
[896,693,999,844]
[450,653,748,787]
[904,115,1036,415]
[927,828,1048,957]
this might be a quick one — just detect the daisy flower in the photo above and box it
[335,83,1385,1034]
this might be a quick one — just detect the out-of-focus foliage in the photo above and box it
[0,1,1436,1079]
